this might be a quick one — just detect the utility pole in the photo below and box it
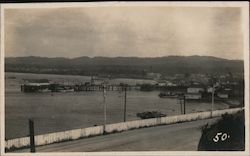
[180,98,183,114]
[29,119,35,153]
[183,95,186,114]
[102,84,107,134]
[179,94,185,114]
[123,85,127,122]
[211,84,215,117]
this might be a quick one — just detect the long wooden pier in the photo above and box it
[74,84,139,92]
[21,83,140,93]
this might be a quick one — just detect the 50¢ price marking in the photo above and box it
[213,132,230,142]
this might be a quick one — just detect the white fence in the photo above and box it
[5,108,243,150]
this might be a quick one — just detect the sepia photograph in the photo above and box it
[0,2,249,155]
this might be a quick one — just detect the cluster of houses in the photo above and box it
[184,84,232,100]
[20,72,243,101]
[152,72,243,100]
[20,81,236,101]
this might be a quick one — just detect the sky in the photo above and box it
[4,6,244,60]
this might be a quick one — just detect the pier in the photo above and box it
[21,83,140,93]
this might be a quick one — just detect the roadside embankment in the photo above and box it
[5,108,243,151]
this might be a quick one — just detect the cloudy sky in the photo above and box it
[4,6,243,59]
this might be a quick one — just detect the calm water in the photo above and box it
[5,72,229,139]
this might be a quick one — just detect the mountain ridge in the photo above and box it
[5,55,243,61]
[5,55,244,77]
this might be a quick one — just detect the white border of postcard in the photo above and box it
[0,1,249,156]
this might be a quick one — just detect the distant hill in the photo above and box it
[5,55,244,77]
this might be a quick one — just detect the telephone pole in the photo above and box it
[180,98,183,114]
[123,85,127,122]
[102,83,107,133]
[211,84,215,117]
[179,94,186,114]
[183,95,186,114]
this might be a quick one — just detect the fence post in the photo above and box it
[29,119,36,153]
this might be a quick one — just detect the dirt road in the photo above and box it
[14,118,219,152]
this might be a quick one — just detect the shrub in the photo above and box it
[198,111,245,151]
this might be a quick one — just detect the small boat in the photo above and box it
[58,88,74,92]
[158,92,178,98]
